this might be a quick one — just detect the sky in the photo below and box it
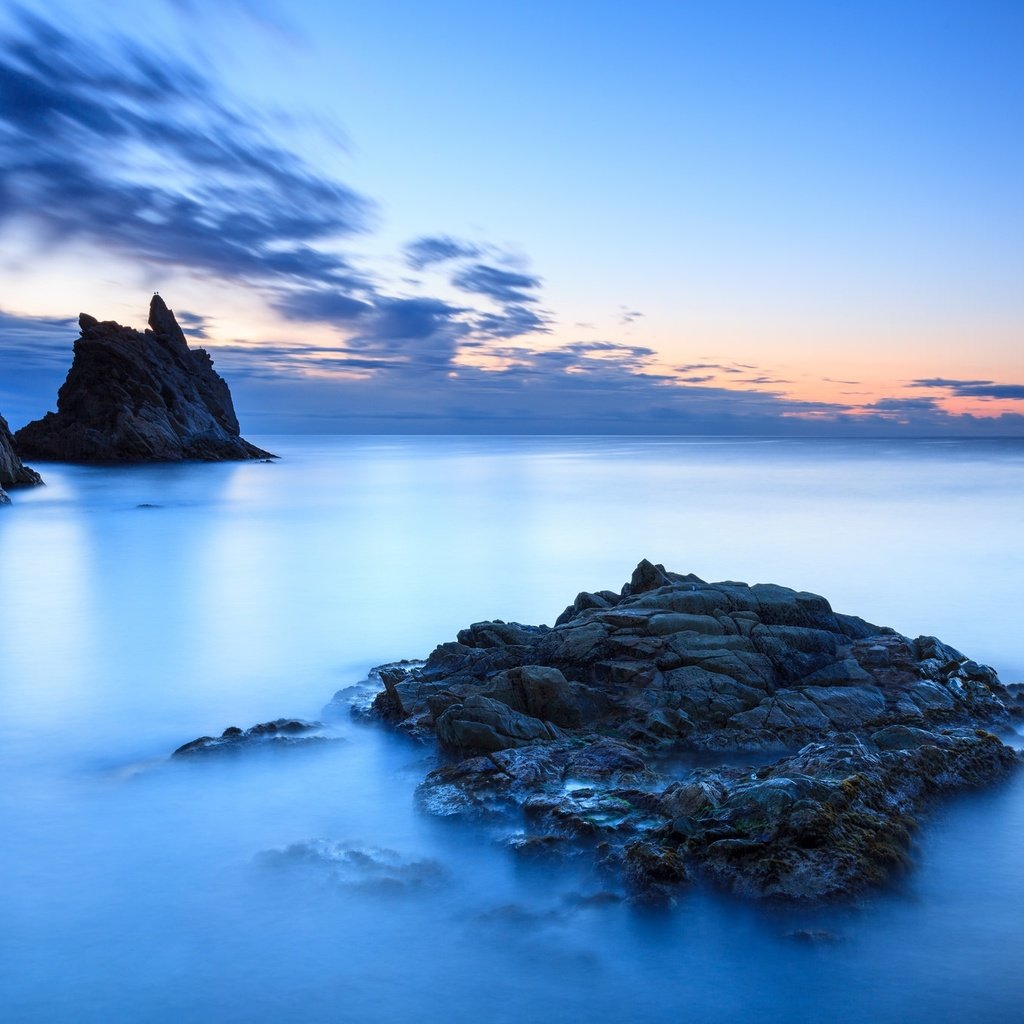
[0,0,1022,434]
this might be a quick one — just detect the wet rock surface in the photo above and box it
[367,561,1022,901]
[0,412,42,503]
[15,296,272,463]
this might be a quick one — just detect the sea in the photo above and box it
[1,436,1022,1023]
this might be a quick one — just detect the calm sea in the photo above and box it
[1,436,1022,1023]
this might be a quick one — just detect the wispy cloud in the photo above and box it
[0,309,77,367]
[909,378,1024,400]
[676,363,745,375]
[451,263,542,305]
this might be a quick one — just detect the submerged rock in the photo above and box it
[371,561,1021,901]
[259,840,446,893]
[15,296,273,462]
[0,412,43,503]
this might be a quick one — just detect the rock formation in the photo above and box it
[361,561,1022,902]
[0,412,42,504]
[15,296,272,462]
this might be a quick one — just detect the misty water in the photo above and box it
[2,436,1023,1023]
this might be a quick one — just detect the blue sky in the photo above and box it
[0,0,1022,432]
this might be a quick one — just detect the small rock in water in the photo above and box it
[172,718,330,757]
[784,928,842,944]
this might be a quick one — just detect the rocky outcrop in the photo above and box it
[0,412,42,503]
[15,296,272,462]
[365,561,1022,902]
[172,718,331,757]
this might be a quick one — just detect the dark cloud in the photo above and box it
[472,304,551,339]
[451,264,542,305]
[346,297,469,368]
[270,288,467,364]
[961,385,1024,400]
[0,307,78,425]
[619,308,644,325]
[568,341,657,358]
[357,297,465,343]
[175,310,211,339]
[909,378,1024,400]
[0,309,76,364]
[273,290,374,324]
[207,342,399,380]
[864,399,942,415]
[912,377,995,389]
[864,397,945,416]
[404,235,482,270]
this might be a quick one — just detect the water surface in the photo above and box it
[2,436,1022,1022]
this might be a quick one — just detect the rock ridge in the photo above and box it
[15,296,272,463]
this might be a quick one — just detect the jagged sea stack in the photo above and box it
[15,296,273,462]
[1,413,43,503]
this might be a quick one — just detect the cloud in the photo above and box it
[358,297,466,342]
[272,290,374,324]
[909,378,1024,400]
[202,321,1024,436]
[0,309,76,366]
[451,263,542,305]
[175,310,212,339]
[0,5,564,384]
[404,235,483,270]
[472,304,551,339]
[619,308,644,325]
[866,397,944,414]
[229,357,865,434]
[0,307,78,424]
[676,363,745,375]
[911,378,995,389]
